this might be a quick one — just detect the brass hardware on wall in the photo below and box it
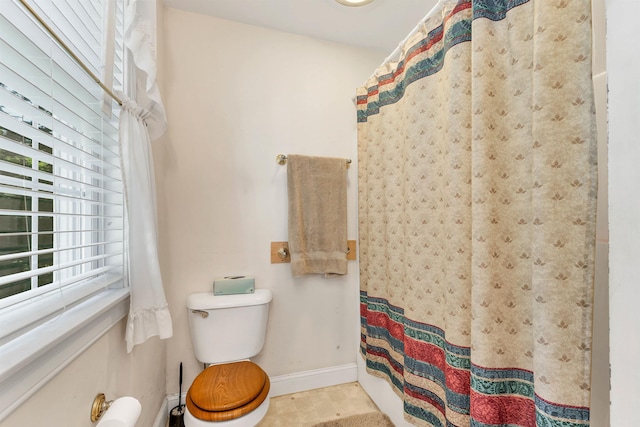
[271,242,291,263]
[276,154,351,167]
[90,393,112,422]
[270,241,357,263]
[277,246,289,260]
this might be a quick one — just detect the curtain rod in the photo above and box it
[365,0,445,83]
[17,0,123,106]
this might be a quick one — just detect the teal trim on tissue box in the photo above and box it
[213,276,255,295]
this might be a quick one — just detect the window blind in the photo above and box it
[0,0,124,343]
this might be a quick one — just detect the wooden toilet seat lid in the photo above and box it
[187,361,269,421]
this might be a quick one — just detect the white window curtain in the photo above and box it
[119,0,171,352]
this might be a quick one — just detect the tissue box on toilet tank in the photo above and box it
[213,276,255,295]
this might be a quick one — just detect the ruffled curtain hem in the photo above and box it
[125,304,173,353]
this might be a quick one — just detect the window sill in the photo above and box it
[0,288,129,422]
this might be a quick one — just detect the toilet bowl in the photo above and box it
[184,361,269,426]
[185,290,273,427]
[184,398,270,427]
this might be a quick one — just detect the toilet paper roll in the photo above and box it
[96,396,142,427]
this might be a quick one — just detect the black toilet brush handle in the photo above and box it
[178,362,183,408]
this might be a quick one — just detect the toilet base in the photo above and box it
[183,394,270,427]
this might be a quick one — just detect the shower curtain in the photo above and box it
[357,1,597,426]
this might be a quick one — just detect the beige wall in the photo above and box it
[0,318,166,427]
[608,0,640,425]
[157,8,383,394]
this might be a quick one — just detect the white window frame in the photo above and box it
[0,290,129,420]
[0,0,129,421]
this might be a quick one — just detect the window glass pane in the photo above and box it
[38,197,53,213]
[0,276,31,299]
[0,122,32,146]
[0,193,31,298]
[0,147,32,181]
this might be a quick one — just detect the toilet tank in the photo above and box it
[186,289,272,364]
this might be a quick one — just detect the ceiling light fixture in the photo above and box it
[335,0,375,6]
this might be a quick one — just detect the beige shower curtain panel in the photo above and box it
[357,1,597,426]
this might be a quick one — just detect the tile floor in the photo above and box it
[257,382,380,427]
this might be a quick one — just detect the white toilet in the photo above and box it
[184,289,272,427]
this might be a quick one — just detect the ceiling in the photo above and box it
[162,0,439,55]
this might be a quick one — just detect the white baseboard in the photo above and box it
[269,363,357,397]
[157,362,358,424]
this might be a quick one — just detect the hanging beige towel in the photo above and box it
[287,154,348,277]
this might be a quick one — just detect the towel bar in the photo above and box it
[271,241,357,263]
[276,154,351,167]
